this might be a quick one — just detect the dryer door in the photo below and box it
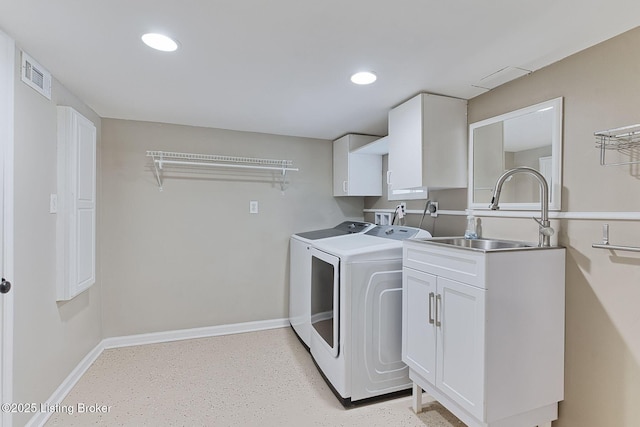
[310,248,340,357]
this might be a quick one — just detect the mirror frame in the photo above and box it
[468,97,563,211]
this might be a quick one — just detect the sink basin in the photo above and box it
[412,237,540,252]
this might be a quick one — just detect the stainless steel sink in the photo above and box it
[411,237,541,252]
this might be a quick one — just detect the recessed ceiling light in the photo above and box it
[141,33,179,52]
[350,71,377,85]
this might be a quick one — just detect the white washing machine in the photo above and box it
[289,221,375,348]
[309,225,431,404]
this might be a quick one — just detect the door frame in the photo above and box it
[0,28,15,427]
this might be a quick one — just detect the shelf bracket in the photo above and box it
[152,152,164,191]
[592,223,640,253]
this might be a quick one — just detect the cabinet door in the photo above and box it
[333,134,382,196]
[332,136,349,196]
[388,94,423,191]
[402,267,437,384]
[436,277,486,420]
[56,106,96,301]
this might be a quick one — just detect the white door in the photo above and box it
[0,29,15,427]
[332,136,349,196]
[388,94,422,191]
[402,267,437,384]
[436,277,485,421]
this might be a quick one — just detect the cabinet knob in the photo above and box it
[0,278,11,294]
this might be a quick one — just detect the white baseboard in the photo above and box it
[102,317,289,349]
[25,342,105,427]
[27,318,289,427]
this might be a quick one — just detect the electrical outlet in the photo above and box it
[394,203,406,223]
[49,194,57,214]
[249,200,259,214]
[430,201,438,217]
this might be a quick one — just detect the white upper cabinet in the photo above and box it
[333,134,382,196]
[57,106,96,301]
[387,93,467,200]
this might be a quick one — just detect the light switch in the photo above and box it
[249,200,259,214]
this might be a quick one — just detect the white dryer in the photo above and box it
[289,221,374,348]
[309,225,431,404]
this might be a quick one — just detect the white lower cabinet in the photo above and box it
[404,269,485,419]
[402,240,565,427]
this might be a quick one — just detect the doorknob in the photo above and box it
[0,278,11,294]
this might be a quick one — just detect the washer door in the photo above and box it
[310,248,340,358]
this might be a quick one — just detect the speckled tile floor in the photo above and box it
[46,327,466,426]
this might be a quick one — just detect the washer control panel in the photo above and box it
[366,225,425,240]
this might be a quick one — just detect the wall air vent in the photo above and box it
[21,51,52,99]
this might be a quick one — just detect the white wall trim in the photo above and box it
[0,29,15,427]
[364,208,467,216]
[27,318,290,427]
[470,210,640,220]
[364,208,640,221]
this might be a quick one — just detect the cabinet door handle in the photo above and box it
[343,180,348,193]
[386,170,392,185]
[435,294,442,327]
[428,292,435,324]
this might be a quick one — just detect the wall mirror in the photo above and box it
[468,97,563,211]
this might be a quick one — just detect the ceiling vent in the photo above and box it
[21,51,52,99]
[472,66,531,91]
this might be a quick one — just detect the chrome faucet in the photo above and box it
[488,167,554,247]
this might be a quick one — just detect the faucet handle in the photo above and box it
[540,226,555,237]
[532,217,554,237]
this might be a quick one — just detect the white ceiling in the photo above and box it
[1,1,639,140]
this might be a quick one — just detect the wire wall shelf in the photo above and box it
[594,123,640,166]
[146,150,299,191]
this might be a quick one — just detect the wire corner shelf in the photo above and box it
[146,150,299,191]
[594,123,640,166]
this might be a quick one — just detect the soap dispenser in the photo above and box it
[464,213,478,239]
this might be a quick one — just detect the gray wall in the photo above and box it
[100,119,363,337]
[469,29,640,426]
[363,156,468,236]
[365,25,640,427]
[12,48,103,425]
